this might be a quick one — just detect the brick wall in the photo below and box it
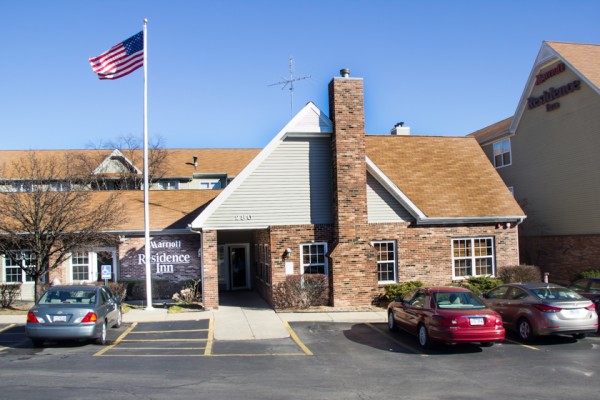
[201,229,219,309]
[520,234,600,284]
[328,73,376,307]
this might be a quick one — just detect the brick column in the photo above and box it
[201,229,219,310]
[328,70,376,306]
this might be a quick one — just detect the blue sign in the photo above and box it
[101,264,112,279]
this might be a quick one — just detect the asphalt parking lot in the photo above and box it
[0,321,598,400]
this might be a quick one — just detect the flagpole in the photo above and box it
[142,18,154,310]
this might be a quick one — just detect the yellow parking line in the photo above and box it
[94,322,137,357]
[100,354,206,357]
[209,353,307,357]
[283,320,313,356]
[0,324,15,333]
[108,347,206,351]
[504,338,540,351]
[121,338,207,343]
[366,323,427,356]
[130,329,208,334]
[0,347,7,352]
[204,317,214,356]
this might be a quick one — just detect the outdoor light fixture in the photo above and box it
[283,247,292,259]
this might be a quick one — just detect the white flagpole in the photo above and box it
[142,19,154,310]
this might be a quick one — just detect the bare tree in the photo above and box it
[0,151,126,300]
[82,133,169,190]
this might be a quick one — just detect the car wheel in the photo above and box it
[113,308,122,328]
[517,318,534,341]
[480,342,495,347]
[418,324,431,349]
[96,321,107,345]
[31,339,44,348]
[572,333,586,340]
[388,311,397,331]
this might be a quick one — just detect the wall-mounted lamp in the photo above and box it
[283,247,292,259]
[193,155,198,169]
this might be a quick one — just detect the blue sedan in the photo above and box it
[26,285,122,346]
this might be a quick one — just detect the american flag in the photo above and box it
[89,31,144,80]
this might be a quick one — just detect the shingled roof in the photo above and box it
[546,41,600,89]
[365,135,524,219]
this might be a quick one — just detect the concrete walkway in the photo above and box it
[2,292,387,341]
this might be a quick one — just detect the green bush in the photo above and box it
[453,276,502,295]
[384,281,423,301]
[497,265,542,283]
[272,274,329,309]
[579,269,600,279]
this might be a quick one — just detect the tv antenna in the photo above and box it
[268,57,311,116]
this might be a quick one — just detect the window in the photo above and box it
[373,241,396,283]
[155,180,179,190]
[452,238,495,279]
[71,251,90,281]
[301,243,328,275]
[3,251,36,283]
[493,138,511,168]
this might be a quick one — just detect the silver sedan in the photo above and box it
[482,283,598,341]
[26,285,122,346]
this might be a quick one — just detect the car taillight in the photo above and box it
[81,312,97,323]
[495,317,503,326]
[27,312,39,323]
[585,303,596,311]
[533,304,562,313]
[433,315,458,327]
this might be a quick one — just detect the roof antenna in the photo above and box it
[268,56,311,117]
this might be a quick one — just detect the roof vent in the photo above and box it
[340,68,350,78]
[391,122,410,136]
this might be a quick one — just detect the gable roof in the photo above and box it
[510,41,600,134]
[190,102,332,228]
[468,117,513,145]
[365,135,524,222]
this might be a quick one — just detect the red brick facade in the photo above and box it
[328,75,376,307]
[520,234,600,284]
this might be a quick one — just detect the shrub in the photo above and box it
[0,283,21,308]
[96,281,127,300]
[172,279,202,304]
[384,281,423,301]
[120,279,193,301]
[272,274,329,309]
[579,269,600,279]
[453,276,502,295]
[497,265,542,283]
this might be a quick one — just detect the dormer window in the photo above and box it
[156,180,179,190]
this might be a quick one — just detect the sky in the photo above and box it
[1,0,599,150]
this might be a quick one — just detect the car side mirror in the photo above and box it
[113,295,122,304]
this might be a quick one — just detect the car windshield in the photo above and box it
[39,289,97,305]
[433,292,486,309]
[530,287,583,301]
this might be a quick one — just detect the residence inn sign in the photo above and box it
[120,235,201,281]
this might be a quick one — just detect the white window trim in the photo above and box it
[493,138,512,169]
[69,248,118,284]
[372,240,397,284]
[299,242,328,276]
[451,237,496,280]
[2,251,36,284]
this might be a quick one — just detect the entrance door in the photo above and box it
[230,245,249,290]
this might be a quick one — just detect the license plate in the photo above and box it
[469,317,484,326]
[53,315,67,322]
[564,309,584,317]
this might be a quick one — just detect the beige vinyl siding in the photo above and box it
[204,136,332,228]
[367,173,413,223]
[498,69,600,236]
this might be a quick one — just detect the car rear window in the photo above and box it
[433,292,486,309]
[530,287,583,300]
[39,289,97,304]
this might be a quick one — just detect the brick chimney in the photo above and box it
[328,69,376,307]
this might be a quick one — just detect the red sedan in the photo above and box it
[387,286,505,348]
